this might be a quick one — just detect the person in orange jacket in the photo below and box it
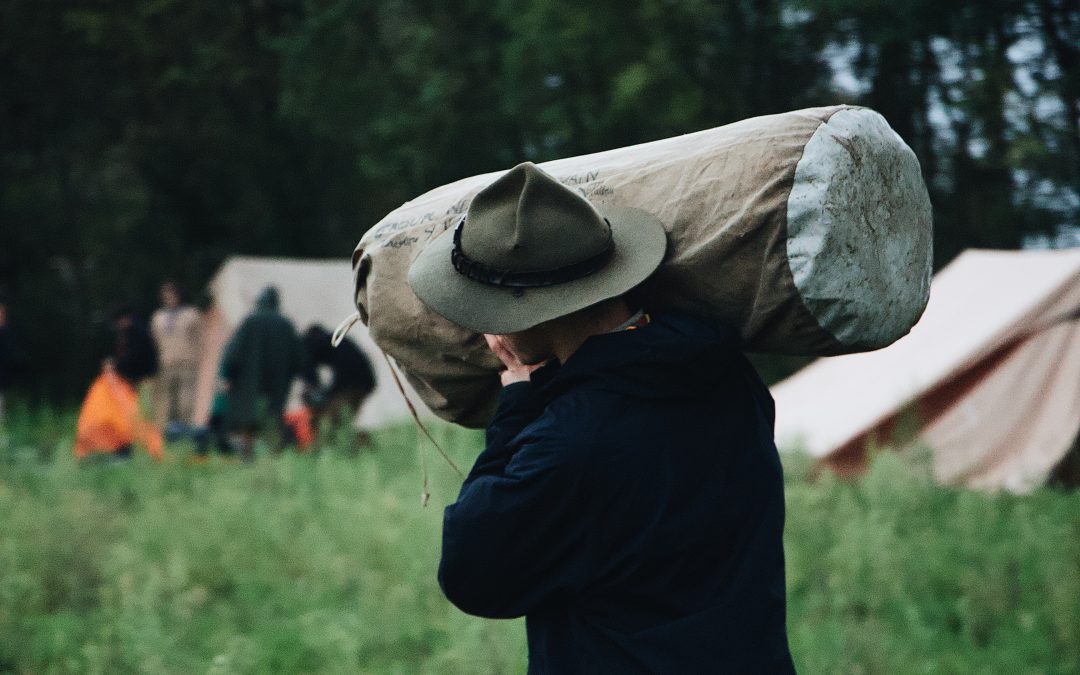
[74,359,164,462]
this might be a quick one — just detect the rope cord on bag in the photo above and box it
[333,309,467,505]
[331,312,362,348]
[380,351,465,507]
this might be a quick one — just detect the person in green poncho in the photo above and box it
[220,286,306,460]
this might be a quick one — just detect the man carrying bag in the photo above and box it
[409,162,796,673]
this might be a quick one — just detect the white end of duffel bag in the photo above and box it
[786,108,933,350]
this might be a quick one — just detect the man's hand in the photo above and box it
[485,335,546,386]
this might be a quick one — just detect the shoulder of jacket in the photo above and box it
[548,385,630,419]
[514,389,616,457]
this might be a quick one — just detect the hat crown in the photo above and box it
[460,163,611,273]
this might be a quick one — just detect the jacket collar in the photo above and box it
[529,313,741,402]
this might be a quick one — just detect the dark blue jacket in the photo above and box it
[439,314,795,674]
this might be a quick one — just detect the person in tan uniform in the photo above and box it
[151,281,201,432]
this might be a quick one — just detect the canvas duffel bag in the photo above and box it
[343,105,933,427]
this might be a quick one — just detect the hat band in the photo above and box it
[450,217,614,289]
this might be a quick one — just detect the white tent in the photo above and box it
[193,256,432,429]
[770,248,1080,492]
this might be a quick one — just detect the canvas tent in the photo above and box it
[193,256,432,430]
[770,248,1080,493]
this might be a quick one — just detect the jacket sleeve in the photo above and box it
[438,385,598,619]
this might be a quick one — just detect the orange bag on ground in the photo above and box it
[74,371,164,461]
[283,406,316,451]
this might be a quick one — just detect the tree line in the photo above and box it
[1,0,1077,399]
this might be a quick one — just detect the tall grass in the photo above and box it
[1,411,1078,674]
[784,451,1080,675]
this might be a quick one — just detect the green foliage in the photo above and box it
[1,415,1078,673]
[2,1,1077,401]
[798,0,1080,263]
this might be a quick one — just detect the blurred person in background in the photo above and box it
[74,358,165,463]
[220,286,305,461]
[111,303,158,388]
[151,280,202,436]
[72,304,163,463]
[192,359,237,460]
[301,324,376,440]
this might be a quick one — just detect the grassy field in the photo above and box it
[1,404,1078,674]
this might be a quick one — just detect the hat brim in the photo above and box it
[408,205,668,334]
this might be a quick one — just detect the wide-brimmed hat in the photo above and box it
[408,162,667,334]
